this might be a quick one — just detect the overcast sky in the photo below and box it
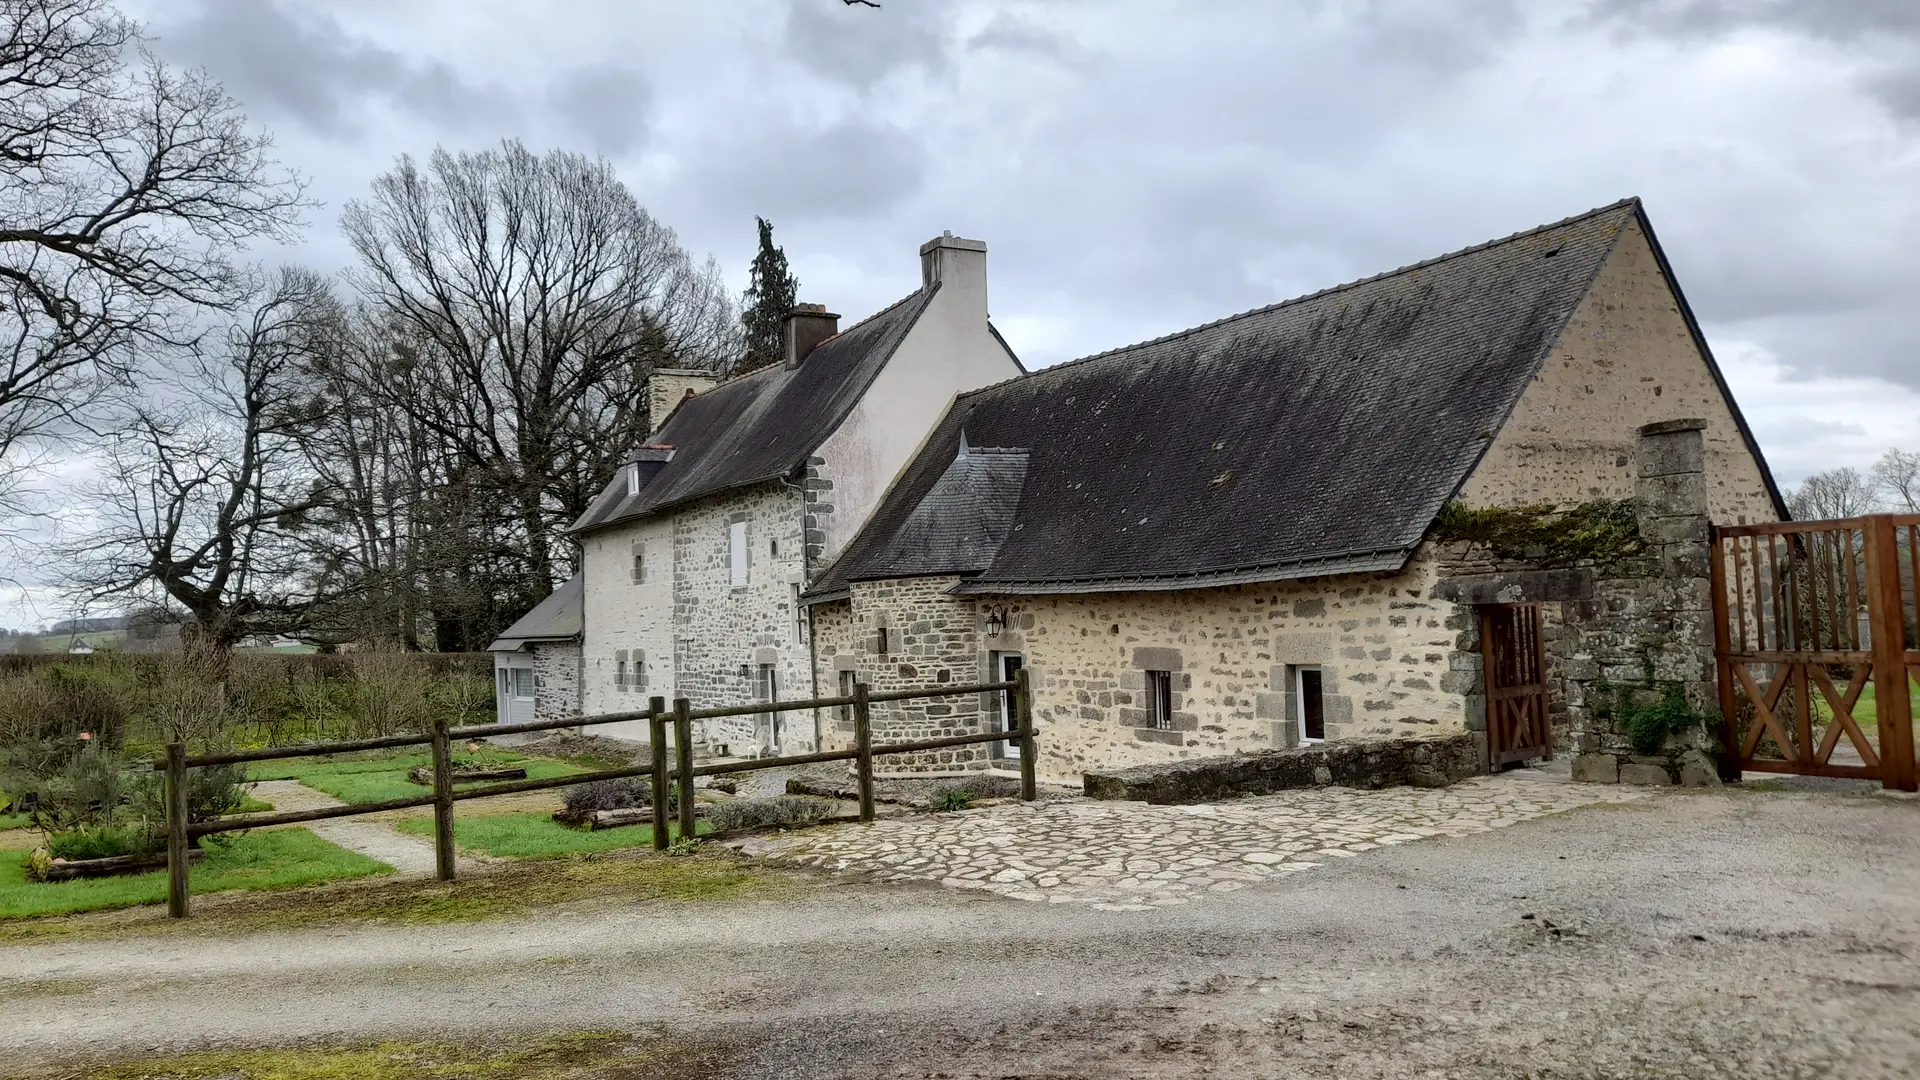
[5,0,1917,629]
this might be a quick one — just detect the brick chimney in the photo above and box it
[784,303,840,370]
[919,231,988,314]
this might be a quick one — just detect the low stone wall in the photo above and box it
[1081,733,1484,805]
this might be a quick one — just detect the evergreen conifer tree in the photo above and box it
[737,216,800,374]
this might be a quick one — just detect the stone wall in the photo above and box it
[1560,421,1725,786]
[1457,216,1780,528]
[531,642,581,726]
[808,598,860,753]
[846,575,993,775]
[1082,733,1483,804]
[669,481,814,755]
[971,550,1478,786]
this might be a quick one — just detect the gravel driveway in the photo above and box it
[5,785,1918,1079]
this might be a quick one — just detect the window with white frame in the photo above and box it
[1146,669,1174,730]
[511,668,536,698]
[629,540,645,584]
[729,520,749,586]
[626,462,641,497]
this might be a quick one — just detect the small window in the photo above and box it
[791,584,807,644]
[770,538,778,557]
[875,626,889,656]
[512,668,536,699]
[626,462,641,497]
[629,540,645,584]
[1297,666,1325,742]
[1146,669,1173,730]
[838,669,857,727]
[729,521,749,586]
[614,649,629,693]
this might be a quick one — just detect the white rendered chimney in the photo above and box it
[919,231,988,315]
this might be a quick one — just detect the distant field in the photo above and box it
[2,629,128,653]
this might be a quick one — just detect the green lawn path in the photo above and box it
[0,829,391,919]
[249,748,590,805]
[396,812,707,859]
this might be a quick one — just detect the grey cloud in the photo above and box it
[686,117,926,224]
[1590,0,1920,118]
[784,1,953,88]
[149,0,516,136]
[965,12,1088,64]
[549,63,653,158]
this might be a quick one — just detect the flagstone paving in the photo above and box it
[738,774,1649,910]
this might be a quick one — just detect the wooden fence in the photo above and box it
[154,670,1038,917]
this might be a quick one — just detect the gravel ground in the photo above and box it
[5,785,1918,1079]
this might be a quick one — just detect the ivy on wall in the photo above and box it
[1429,499,1644,570]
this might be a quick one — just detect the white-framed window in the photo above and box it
[729,520,749,587]
[626,462,641,497]
[629,540,646,584]
[1296,665,1325,742]
[511,668,536,699]
[1146,670,1174,730]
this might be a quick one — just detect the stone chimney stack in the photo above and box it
[919,231,988,315]
[784,303,840,370]
[647,368,718,436]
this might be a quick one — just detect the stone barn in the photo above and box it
[805,198,1786,786]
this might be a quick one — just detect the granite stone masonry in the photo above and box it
[1082,733,1484,804]
[850,575,993,774]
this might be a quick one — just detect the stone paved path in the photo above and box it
[740,774,1648,911]
[248,779,468,876]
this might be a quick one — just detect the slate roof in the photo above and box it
[854,443,1030,580]
[488,572,583,652]
[814,198,1779,598]
[569,287,939,534]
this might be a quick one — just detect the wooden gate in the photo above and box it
[1481,604,1552,767]
[1711,515,1919,791]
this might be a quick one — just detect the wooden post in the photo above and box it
[164,743,189,919]
[852,681,875,824]
[673,698,696,842]
[1707,527,1743,781]
[1864,516,1917,792]
[648,697,668,851]
[1015,667,1038,801]
[429,716,456,881]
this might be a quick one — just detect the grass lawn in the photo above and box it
[395,811,706,859]
[250,748,589,805]
[0,829,391,919]
[51,1030,718,1080]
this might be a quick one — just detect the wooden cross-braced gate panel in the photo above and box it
[1481,604,1552,767]
[1710,514,1919,791]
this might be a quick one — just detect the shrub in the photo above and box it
[348,651,433,737]
[706,795,840,834]
[130,761,249,829]
[562,778,652,813]
[46,823,158,860]
[932,788,973,812]
[11,746,128,834]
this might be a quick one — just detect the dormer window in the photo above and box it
[626,463,641,497]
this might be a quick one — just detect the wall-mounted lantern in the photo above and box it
[984,607,1005,639]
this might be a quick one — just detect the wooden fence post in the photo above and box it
[1015,667,1038,802]
[1864,516,1918,792]
[429,716,456,881]
[853,681,875,823]
[648,697,668,851]
[673,698,696,842]
[165,742,189,919]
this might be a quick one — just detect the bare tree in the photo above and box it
[70,267,340,672]
[1787,466,1879,521]
[0,0,307,514]
[340,139,736,605]
[1870,447,1919,513]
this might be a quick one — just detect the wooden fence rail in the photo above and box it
[157,671,1037,917]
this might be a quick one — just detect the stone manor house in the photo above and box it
[491,199,1785,786]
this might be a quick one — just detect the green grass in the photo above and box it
[0,829,391,919]
[249,748,588,805]
[394,811,707,859]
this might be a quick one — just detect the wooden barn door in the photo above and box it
[1481,604,1552,767]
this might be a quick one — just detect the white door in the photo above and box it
[990,652,1024,761]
